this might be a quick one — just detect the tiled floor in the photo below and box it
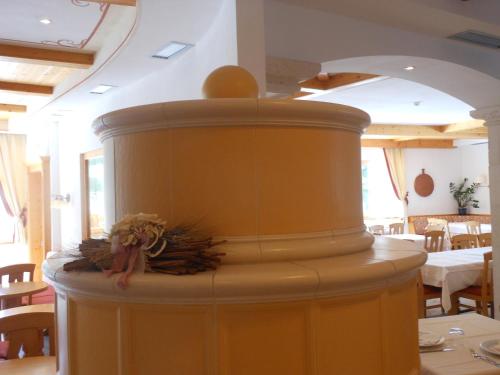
[424,298,483,318]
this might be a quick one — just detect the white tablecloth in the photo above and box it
[384,234,425,249]
[421,247,492,312]
[448,222,492,235]
[420,314,500,375]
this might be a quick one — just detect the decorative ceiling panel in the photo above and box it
[0,0,109,50]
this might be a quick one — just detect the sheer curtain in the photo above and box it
[383,148,408,228]
[0,134,27,242]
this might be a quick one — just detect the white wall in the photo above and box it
[404,145,490,216]
[405,148,462,216]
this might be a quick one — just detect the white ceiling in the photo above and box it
[302,77,474,124]
[273,0,500,40]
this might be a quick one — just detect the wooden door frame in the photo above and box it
[80,149,103,240]
[27,156,51,280]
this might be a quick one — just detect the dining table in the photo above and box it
[0,356,56,374]
[420,313,500,374]
[421,247,492,313]
[448,222,492,235]
[383,233,426,249]
[0,281,48,309]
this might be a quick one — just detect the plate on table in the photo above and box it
[419,331,445,347]
[480,340,500,356]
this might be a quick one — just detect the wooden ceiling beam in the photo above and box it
[0,44,94,68]
[299,72,380,91]
[85,0,136,5]
[0,81,53,95]
[361,139,454,149]
[0,104,27,113]
[440,119,485,133]
[365,124,488,139]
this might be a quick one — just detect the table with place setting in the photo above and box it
[421,247,492,313]
[420,313,500,374]
[383,233,426,249]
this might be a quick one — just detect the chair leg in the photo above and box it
[481,300,488,316]
[476,300,482,314]
[450,295,459,315]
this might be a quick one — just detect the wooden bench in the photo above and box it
[408,214,491,235]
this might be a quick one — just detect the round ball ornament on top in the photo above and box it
[202,65,259,99]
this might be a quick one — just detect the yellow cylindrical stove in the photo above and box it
[44,67,426,375]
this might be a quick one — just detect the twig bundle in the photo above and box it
[63,216,225,283]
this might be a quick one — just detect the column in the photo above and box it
[472,105,500,318]
[235,0,266,95]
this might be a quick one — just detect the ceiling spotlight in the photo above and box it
[404,66,415,71]
[39,18,51,25]
[152,41,193,59]
[90,85,115,94]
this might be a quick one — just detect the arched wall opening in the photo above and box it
[319,54,500,318]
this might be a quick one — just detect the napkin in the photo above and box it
[419,331,444,347]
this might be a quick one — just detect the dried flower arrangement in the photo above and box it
[63,213,225,288]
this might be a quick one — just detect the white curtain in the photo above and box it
[0,134,27,242]
[383,148,408,229]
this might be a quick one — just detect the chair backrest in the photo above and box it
[0,304,55,359]
[426,218,447,230]
[451,234,478,250]
[0,264,35,284]
[465,221,481,235]
[424,231,445,252]
[477,233,492,247]
[482,251,493,300]
[369,225,385,235]
[389,223,404,235]
[426,218,450,241]
[0,264,36,308]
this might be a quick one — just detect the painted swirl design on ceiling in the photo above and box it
[0,0,110,50]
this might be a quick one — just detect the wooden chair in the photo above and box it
[0,303,55,359]
[0,264,35,308]
[465,220,482,235]
[451,234,478,250]
[424,231,445,252]
[451,251,493,317]
[369,225,385,235]
[426,218,448,231]
[417,270,443,318]
[389,223,404,235]
[477,233,492,247]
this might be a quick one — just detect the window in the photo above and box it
[361,148,404,225]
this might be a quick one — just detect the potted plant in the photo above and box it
[449,178,480,215]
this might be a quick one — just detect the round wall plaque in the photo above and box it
[414,169,434,197]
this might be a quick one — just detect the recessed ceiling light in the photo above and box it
[152,41,193,59]
[39,18,51,25]
[404,66,415,71]
[90,85,115,94]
